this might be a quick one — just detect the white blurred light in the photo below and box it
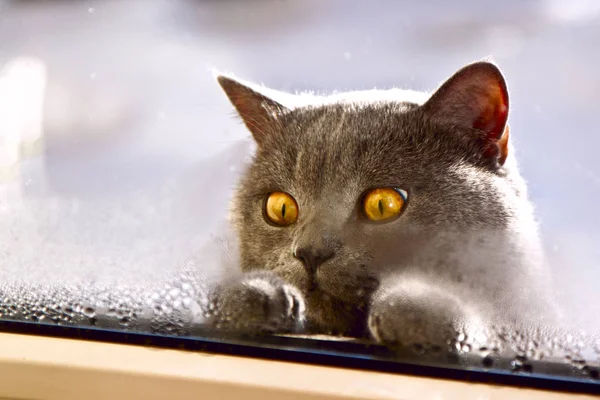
[0,56,47,210]
[545,0,600,24]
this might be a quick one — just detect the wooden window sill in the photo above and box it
[0,332,592,400]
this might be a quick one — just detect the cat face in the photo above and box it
[218,62,526,329]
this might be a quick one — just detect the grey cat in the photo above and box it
[207,61,557,347]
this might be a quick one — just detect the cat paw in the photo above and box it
[368,301,458,350]
[209,272,306,334]
[367,282,465,350]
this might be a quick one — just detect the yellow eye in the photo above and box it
[265,192,299,226]
[362,188,408,222]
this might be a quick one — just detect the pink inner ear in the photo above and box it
[472,85,509,141]
[474,85,508,161]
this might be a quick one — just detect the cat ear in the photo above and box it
[217,74,289,146]
[422,61,510,166]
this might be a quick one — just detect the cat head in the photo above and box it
[217,62,528,325]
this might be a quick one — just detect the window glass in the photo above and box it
[1,0,599,390]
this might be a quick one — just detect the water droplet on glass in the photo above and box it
[511,359,523,372]
[83,307,96,318]
[172,299,182,310]
[482,356,494,368]
[566,334,574,343]
[182,297,192,308]
[412,343,425,354]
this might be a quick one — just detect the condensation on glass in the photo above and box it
[0,0,599,384]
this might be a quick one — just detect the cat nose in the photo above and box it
[293,246,334,276]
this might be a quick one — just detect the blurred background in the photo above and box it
[0,0,599,330]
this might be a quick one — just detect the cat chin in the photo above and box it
[303,288,370,336]
[276,266,375,305]
[310,279,374,303]
[269,266,368,305]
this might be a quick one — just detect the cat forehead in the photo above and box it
[262,91,446,168]
[282,97,425,145]
[253,104,445,193]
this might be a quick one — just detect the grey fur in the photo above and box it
[209,62,557,346]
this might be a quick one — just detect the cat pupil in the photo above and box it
[378,199,384,215]
[282,203,286,218]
